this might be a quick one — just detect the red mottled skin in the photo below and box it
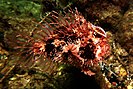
[14,8,110,76]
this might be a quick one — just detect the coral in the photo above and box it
[12,8,110,76]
